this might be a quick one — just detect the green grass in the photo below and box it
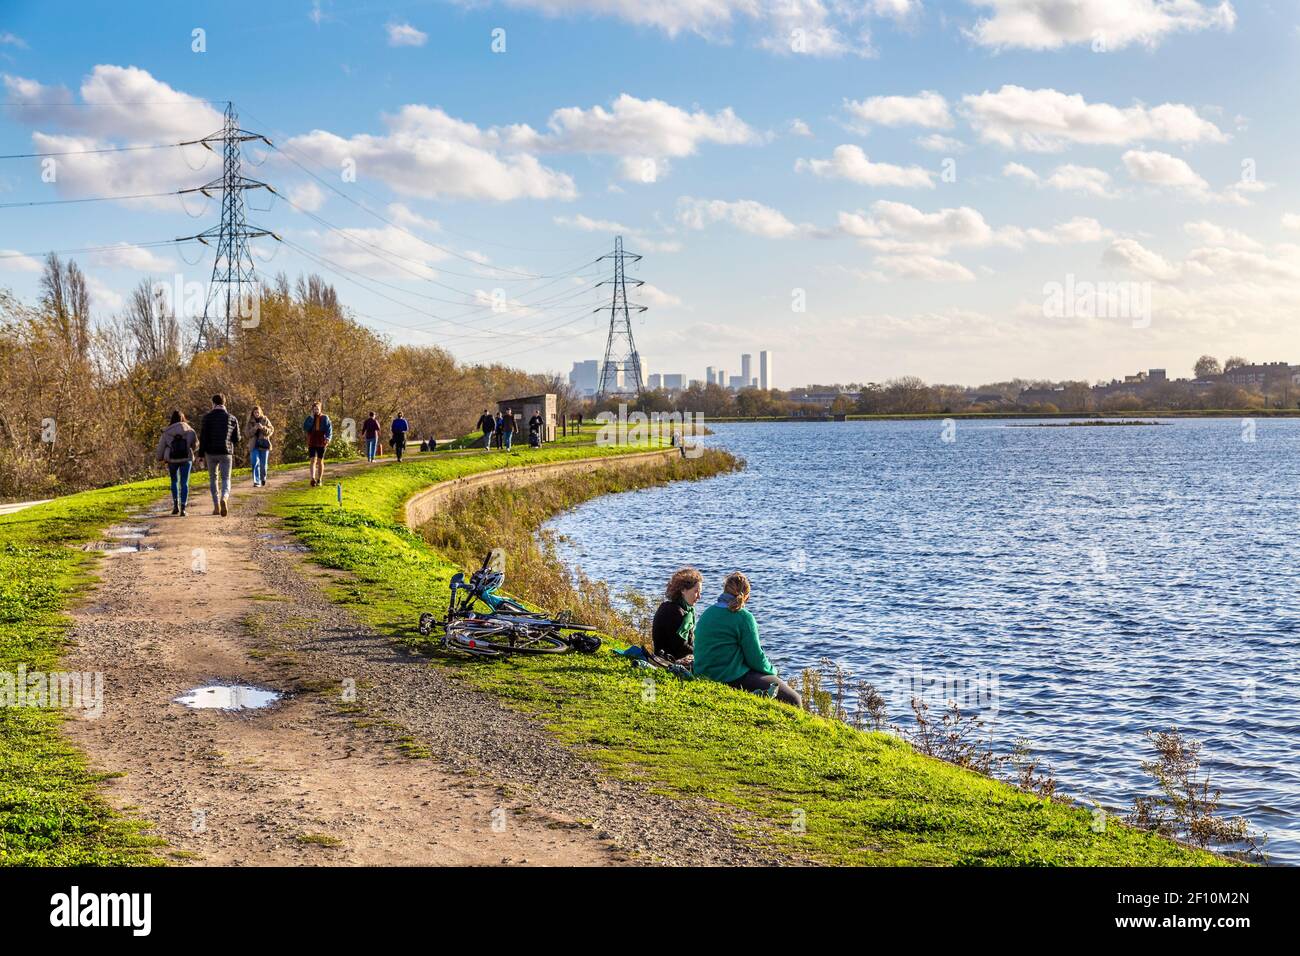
[269,443,1224,866]
[0,477,175,865]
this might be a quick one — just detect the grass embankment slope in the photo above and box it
[0,478,172,865]
[273,443,1222,866]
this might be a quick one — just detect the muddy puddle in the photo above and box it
[174,684,283,711]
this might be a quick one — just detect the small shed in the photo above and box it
[497,393,557,442]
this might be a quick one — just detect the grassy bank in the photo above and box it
[0,479,171,865]
[272,443,1222,866]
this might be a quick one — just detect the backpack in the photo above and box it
[169,430,191,461]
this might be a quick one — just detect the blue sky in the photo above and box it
[2,1,1299,387]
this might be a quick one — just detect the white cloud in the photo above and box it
[541,94,756,158]
[89,242,173,271]
[967,0,1236,51]
[844,91,952,129]
[915,133,965,153]
[1025,217,1112,244]
[676,197,808,239]
[85,275,125,312]
[4,66,222,141]
[315,225,448,279]
[0,250,43,273]
[486,1,909,57]
[386,22,428,47]
[875,254,977,282]
[3,66,226,207]
[962,85,1227,152]
[387,203,441,232]
[795,144,934,188]
[1003,161,1116,197]
[788,118,813,137]
[1122,148,1210,198]
[1102,237,1181,281]
[640,283,683,307]
[1283,213,1300,231]
[1183,220,1260,250]
[285,106,577,202]
[287,181,328,212]
[554,214,681,252]
[0,32,27,48]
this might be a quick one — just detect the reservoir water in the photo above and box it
[547,418,1300,863]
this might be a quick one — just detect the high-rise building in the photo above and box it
[663,373,684,390]
[728,375,744,390]
[569,359,599,396]
[600,360,622,392]
[741,353,752,385]
[705,366,716,386]
[759,351,772,390]
[750,377,758,388]
[647,373,662,390]
[718,369,726,389]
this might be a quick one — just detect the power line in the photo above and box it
[0,140,205,160]
[0,190,190,208]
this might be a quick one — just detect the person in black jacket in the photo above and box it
[476,409,495,451]
[651,567,703,663]
[197,394,241,517]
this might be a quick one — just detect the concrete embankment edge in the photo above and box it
[401,447,679,530]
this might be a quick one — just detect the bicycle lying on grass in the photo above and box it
[417,550,602,657]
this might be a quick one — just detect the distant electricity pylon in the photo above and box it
[189,102,277,352]
[595,235,647,398]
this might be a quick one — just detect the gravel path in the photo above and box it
[61,459,784,866]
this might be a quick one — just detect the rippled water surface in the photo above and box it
[548,419,1300,863]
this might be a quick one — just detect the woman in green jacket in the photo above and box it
[692,572,801,707]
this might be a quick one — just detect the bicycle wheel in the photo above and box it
[446,621,570,656]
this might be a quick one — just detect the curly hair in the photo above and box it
[665,567,703,601]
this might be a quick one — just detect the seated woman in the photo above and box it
[651,567,702,664]
[692,572,802,707]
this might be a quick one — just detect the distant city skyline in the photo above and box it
[571,349,774,396]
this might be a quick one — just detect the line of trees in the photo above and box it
[0,255,575,499]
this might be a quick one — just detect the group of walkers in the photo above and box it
[651,568,802,707]
[153,397,421,515]
[476,408,546,451]
[359,411,410,464]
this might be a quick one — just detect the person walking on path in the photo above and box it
[302,401,333,487]
[248,407,274,487]
[390,412,409,462]
[361,412,381,462]
[155,410,197,516]
[494,411,505,449]
[197,394,241,517]
[528,411,544,448]
[692,572,802,707]
[501,409,517,451]
[476,409,495,451]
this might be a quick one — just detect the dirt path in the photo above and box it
[62,458,782,866]
[62,465,615,866]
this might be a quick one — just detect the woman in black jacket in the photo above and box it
[651,567,703,663]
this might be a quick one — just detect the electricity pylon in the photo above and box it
[595,235,647,397]
[188,102,277,352]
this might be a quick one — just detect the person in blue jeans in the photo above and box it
[501,409,517,451]
[247,406,274,487]
[361,412,381,462]
[155,410,197,516]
